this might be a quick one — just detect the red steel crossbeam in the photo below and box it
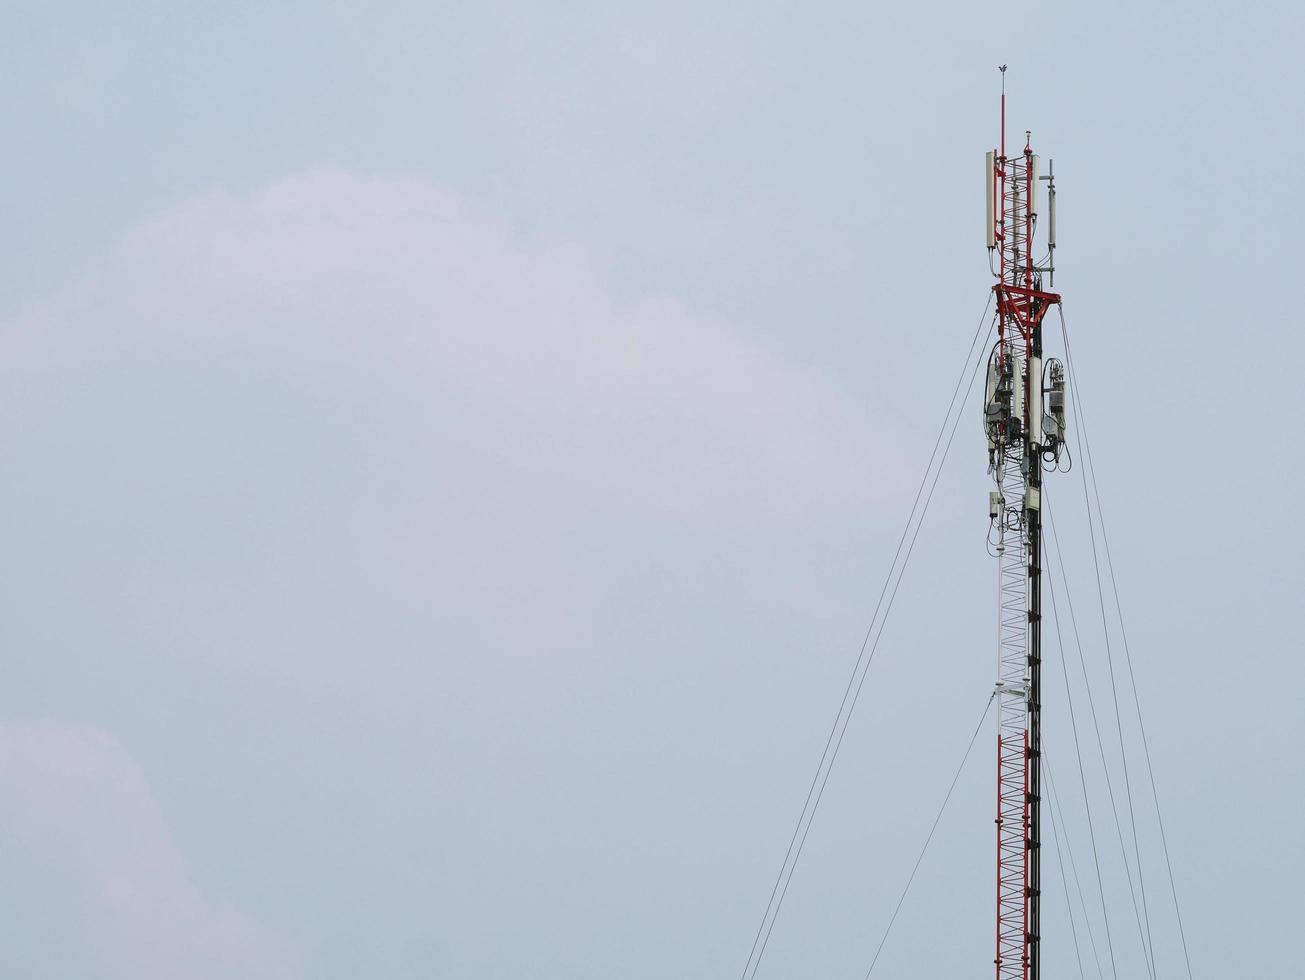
[994,283,1061,335]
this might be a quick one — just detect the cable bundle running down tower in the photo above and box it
[983,66,1065,980]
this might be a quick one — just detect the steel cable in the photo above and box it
[1059,330,1157,980]
[1043,750,1092,980]
[1057,305,1193,980]
[1045,489,1151,971]
[863,694,995,977]
[740,294,995,980]
[1045,519,1120,980]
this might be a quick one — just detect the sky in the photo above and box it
[1,2,1302,978]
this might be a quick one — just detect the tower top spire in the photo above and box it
[999,66,1007,159]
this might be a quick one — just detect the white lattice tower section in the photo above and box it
[991,119,1037,980]
[993,406,1030,980]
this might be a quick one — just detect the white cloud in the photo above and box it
[5,170,903,653]
[93,170,894,523]
[0,721,296,980]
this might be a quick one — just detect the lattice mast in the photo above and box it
[983,66,1066,980]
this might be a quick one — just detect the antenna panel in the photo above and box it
[986,151,996,248]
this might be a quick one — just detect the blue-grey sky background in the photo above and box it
[1,2,1301,978]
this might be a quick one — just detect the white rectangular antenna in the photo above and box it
[985,151,996,248]
[1029,154,1039,216]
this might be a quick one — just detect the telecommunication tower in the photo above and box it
[983,65,1066,980]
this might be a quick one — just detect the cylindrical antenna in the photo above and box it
[1048,159,1056,287]
[986,151,996,248]
[1047,160,1056,249]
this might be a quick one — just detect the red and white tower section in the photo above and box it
[983,66,1067,980]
